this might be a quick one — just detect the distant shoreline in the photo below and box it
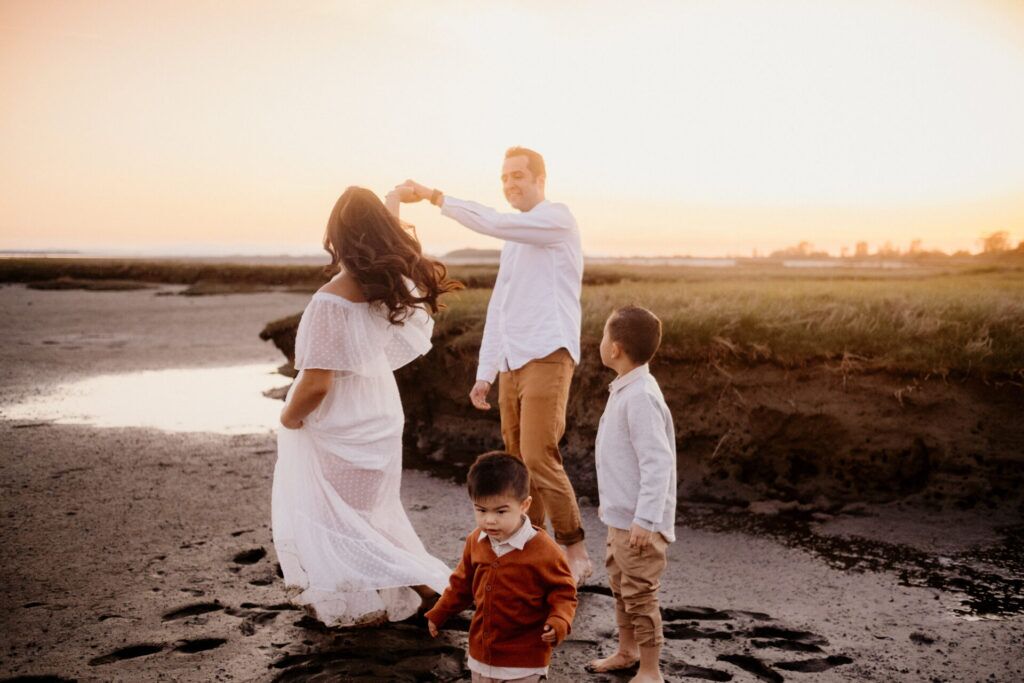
[2,251,1011,269]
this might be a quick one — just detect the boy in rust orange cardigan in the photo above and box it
[426,451,578,683]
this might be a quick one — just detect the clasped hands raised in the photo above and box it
[388,180,433,204]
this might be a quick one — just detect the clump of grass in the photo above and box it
[26,277,155,291]
[179,281,276,296]
[0,258,328,288]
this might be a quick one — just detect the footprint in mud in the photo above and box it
[743,625,828,652]
[666,661,734,681]
[97,613,130,622]
[232,547,266,565]
[717,654,783,683]
[775,655,853,673]
[909,631,936,645]
[88,643,164,666]
[663,606,732,621]
[263,602,302,611]
[239,611,279,636]
[162,601,224,621]
[655,603,849,681]
[663,623,734,640]
[751,639,823,653]
[270,624,466,683]
[224,602,298,635]
[173,638,227,654]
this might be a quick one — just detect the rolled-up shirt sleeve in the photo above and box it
[441,197,573,246]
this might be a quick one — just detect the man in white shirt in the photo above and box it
[398,147,592,582]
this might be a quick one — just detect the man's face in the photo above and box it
[501,155,545,211]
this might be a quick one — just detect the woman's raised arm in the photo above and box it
[385,184,419,218]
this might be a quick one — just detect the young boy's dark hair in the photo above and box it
[607,304,663,365]
[467,451,531,501]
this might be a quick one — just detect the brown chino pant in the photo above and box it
[606,526,669,648]
[497,348,584,546]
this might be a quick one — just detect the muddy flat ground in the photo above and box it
[0,283,1021,682]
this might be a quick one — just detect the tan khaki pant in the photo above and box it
[605,526,669,647]
[497,348,584,545]
[470,673,544,683]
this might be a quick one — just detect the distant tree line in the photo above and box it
[768,231,1022,259]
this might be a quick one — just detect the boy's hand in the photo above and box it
[427,619,439,638]
[628,523,652,550]
[542,618,569,645]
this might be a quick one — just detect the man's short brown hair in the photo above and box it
[505,146,546,180]
[467,451,531,501]
[607,305,663,365]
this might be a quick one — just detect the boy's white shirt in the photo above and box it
[467,515,548,679]
[440,196,583,384]
[595,364,678,542]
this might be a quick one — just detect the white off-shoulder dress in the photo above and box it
[272,291,450,627]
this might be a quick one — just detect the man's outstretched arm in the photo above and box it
[398,180,573,246]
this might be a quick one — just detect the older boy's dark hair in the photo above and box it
[608,305,663,364]
[467,451,531,501]
[505,146,546,180]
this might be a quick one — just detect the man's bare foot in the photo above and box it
[565,541,593,585]
[585,651,640,673]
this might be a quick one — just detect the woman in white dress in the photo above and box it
[273,186,462,627]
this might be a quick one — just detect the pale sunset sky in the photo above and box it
[2,0,1023,257]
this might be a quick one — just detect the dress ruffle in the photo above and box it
[294,292,434,376]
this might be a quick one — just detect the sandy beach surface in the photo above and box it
[1,283,1021,682]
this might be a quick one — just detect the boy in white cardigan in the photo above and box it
[587,305,676,683]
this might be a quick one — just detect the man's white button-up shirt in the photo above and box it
[440,196,583,384]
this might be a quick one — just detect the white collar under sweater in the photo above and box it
[478,515,537,558]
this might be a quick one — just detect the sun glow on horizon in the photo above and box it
[2,0,1023,257]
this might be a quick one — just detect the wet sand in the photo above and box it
[0,283,1021,682]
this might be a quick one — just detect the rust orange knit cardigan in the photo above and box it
[425,526,578,668]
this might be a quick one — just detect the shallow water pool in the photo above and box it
[1,364,289,434]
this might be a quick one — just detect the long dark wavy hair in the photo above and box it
[323,186,462,323]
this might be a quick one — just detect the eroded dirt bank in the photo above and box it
[262,316,1024,511]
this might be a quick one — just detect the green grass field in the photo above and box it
[4,257,1022,377]
[436,263,1024,377]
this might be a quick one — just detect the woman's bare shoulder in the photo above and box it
[318,272,367,302]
